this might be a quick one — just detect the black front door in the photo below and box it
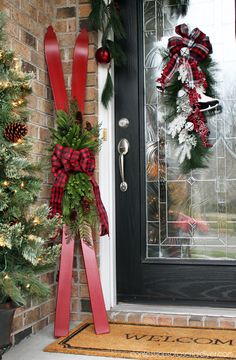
[115,0,236,306]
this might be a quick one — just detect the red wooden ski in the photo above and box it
[45,26,109,337]
[72,28,88,115]
[45,26,74,337]
[72,30,109,335]
[44,26,69,112]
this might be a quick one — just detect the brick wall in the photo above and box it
[1,0,58,344]
[0,0,98,344]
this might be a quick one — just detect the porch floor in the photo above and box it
[4,323,128,360]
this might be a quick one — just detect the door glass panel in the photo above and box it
[144,0,236,260]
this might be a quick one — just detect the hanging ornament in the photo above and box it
[4,122,28,143]
[185,122,194,132]
[95,47,111,64]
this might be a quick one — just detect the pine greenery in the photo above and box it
[0,12,61,305]
[158,50,218,173]
[50,103,101,237]
[89,0,126,108]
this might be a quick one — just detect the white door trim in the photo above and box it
[98,60,117,310]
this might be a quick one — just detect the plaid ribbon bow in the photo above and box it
[49,144,109,236]
[158,24,212,88]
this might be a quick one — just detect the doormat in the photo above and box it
[44,321,236,360]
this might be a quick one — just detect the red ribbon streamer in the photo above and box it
[49,144,109,236]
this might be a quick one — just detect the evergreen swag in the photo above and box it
[0,12,61,305]
[89,0,127,108]
[157,34,219,173]
[89,0,189,108]
[50,103,101,239]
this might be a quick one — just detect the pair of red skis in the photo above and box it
[44,26,109,337]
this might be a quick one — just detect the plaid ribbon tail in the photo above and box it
[49,185,64,217]
[90,177,109,236]
[159,54,179,86]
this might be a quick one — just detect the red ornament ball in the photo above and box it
[95,47,111,64]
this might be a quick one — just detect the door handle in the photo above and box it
[117,138,129,192]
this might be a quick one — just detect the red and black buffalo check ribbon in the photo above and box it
[50,144,109,236]
[158,23,212,88]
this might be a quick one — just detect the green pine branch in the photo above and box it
[0,11,61,305]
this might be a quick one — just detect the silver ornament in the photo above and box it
[185,122,194,132]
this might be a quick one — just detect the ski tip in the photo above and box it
[77,27,88,41]
[54,330,69,338]
[46,25,55,34]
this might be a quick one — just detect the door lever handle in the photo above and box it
[117,138,129,192]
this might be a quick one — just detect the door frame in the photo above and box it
[98,41,117,310]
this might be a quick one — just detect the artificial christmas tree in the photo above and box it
[0,12,61,354]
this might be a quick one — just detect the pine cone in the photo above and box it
[70,209,77,221]
[4,122,28,143]
[81,198,91,214]
[85,121,92,131]
[76,111,83,126]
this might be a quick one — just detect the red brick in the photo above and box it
[127,313,141,324]
[71,298,80,312]
[87,59,97,73]
[32,82,45,98]
[204,317,218,328]
[85,87,96,101]
[112,312,127,323]
[173,316,188,327]
[67,19,76,32]
[72,270,79,283]
[40,300,55,317]
[84,101,97,115]
[219,318,236,329]
[142,313,158,325]
[79,270,87,284]
[70,313,80,321]
[24,307,40,326]
[79,4,91,18]
[31,50,45,69]
[28,124,39,138]
[54,20,67,33]
[32,317,49,334]
[80,284,89,298]
[57,33,75,47]
[157,315,173,326]
[81,313,93,322]
[56,7,76,19]
[12,315,24,332]
[39,127,50,142]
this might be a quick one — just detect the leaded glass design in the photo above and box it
[144,0,236,259]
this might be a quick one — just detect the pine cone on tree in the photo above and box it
[4,122,28,143]
[76,111,83,127]
[70,208,77,221]
[81,198,91,214]
[85,121,92,131]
